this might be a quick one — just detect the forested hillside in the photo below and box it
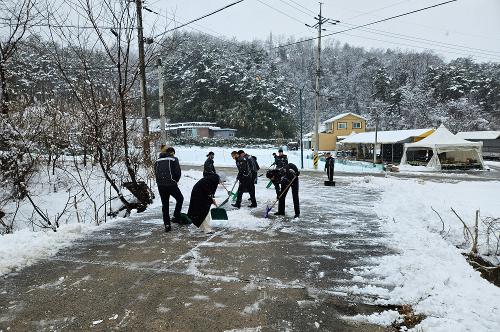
[158,32,500,136]
[4,32,500,139]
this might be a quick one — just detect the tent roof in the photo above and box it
[323,112,367,124]
[405,124,481,148]
[340,128,434,144]
[456,131,500,140]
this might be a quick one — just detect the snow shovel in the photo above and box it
[210,200,228,220]
[264,175,297,218]
[219,180,238,208]
[221,181,237,201]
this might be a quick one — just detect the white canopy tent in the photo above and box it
[400,125,484,170]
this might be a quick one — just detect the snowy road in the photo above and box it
[0,171,393,331]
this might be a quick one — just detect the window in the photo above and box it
[353,122,362,129]
[337,122,347,129]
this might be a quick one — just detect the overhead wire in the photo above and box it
[335,22,500,59]
[346,0,414,20]
[255,0,308,25]
[153,0,244,39]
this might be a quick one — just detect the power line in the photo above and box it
[0,22,134,30]
[346,0,413,20]
[275,0,314,17]
[266,0,460,55]
[336,32,500,62]
[274,0,500,59]
[255,0,308,25]
[153,0,245,39]
[335,23,500,59]
[285,0,316,15]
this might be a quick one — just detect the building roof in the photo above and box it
[211,128,237,132]
[149,120,236,133]
[323,112,367,124]
[456,131,500,140]
[340,128,434,144]
[406,125,481,148]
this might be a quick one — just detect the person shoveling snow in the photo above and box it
[187,173,222,234]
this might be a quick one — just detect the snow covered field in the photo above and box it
[173,145,384,173]
[1,150,499,331]
[349,177,500,331]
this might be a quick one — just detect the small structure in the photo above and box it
[149,121,237,139]
[338,128,434,163]
[400,125,485,170]
[456,131,500,159]
[312,112,366,151]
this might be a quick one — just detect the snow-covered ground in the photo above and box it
[1,149,499,331]
[348,177,500,331]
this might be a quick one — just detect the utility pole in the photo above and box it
[306,3,339,169]
[135,0,151,164]
[374,112,379,165]
[157,58,167,147]
[299,87,304,169]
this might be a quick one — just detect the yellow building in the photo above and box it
[308,112,367,151]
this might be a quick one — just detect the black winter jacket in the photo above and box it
[187,173,220,227]
[155,153,181,186]
[274,154,288,169]
[325,156,335,170]
[203,157,216,176]
[236,156,251,181]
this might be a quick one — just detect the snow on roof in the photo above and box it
[211,127,237,131]
[406,125,481,148]
[341,128,434,144]
[323,112,367,124]
[456,131,500,140]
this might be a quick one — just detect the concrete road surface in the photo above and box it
[1,171,393,331]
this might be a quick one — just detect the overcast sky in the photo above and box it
[142,0,500,62]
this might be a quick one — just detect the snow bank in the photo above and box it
[0,221,122,276]
[350,177,500,331]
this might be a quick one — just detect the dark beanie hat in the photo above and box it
[237,150,245,155]
[278,148,283,152]
[206,151,214,157]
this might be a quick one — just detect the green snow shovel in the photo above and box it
[210,200,228,220]
[219,180,238,208]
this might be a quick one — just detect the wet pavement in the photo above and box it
[0,171,393,331]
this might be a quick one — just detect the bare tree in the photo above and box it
[0,0,39,114]
[42,0,159,213]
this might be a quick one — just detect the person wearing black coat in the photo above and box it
[231,150,257,208]
[187,173,220,233]
[275,148,288,169]
[203,151,216,177]
[155,147,183,232]
[324,152,335,181]
[272,163,300,218]
[271,148,288,195]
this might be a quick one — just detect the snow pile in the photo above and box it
[350,177,500,331]
[0,222,119,275]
